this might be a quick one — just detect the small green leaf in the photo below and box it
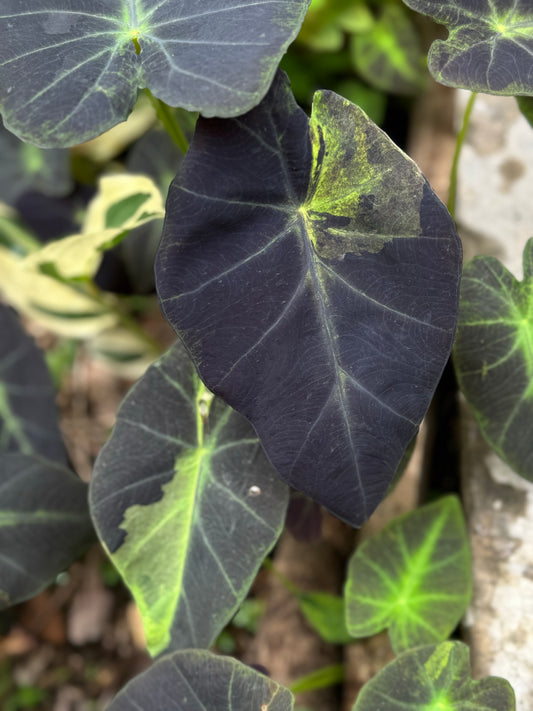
[107,650,294,711]
[353,641,515,710]
[454,239,533,480]
[90,340,289,656]
[105,193,151,228]
[517,96,533,127]
[402,0,533,95]
[289,664,344,694]
[299,592,352,644]
[345,496,471,653]
[351,1,427,95]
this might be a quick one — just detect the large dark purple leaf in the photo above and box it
[107,650,293,710]
[0,454,93,608]
[0,0,309,147]
[0,303,67,463]
[156,71,461,527]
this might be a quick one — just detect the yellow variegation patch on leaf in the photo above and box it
[0,246,118,337]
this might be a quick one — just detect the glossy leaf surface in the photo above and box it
[0,118,71,205]
[0,454,93,608]
[402,0,533,94]
[90,340,289,656]
[454,240,533,480]
[156,71,462,527]
[353,641,515,710]
[107,650,294,711]
[0,0,309,147]
[0,304,67,463]
[345,496,471,652]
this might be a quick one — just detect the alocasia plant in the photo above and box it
[401,0,533,95]
[0,304,93,607]
[454,239,533,480]
[0,0,310,146]
[156,69,461,527]
[0,0,526,707]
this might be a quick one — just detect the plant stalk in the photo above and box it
[447,91,477,219]
[144,89,189,154]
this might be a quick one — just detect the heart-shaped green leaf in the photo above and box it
[454,239,533,480]
[353,641,515,710]
[345,496,471,653]
[0,0,309,147]
[402,0,533,95]
[0,303,67,463]
[107,650,294,711]
[0,453,94,608]
[89,340,289,656]
[156,70,462,528]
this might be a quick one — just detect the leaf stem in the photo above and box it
[144,89,189,154]
[447,91,477,219]
[262,557,302,597]
[288,664,345,694]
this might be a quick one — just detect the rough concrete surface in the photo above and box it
[457,92,533,710]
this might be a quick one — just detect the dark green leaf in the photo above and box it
[353,641,515,710]
[454,240,533,480]
[517,96,533,127]
[156,70,462,528]
[299,592,352,644]
[105,193,152,228]
[0,304,67,463]
[107,650,294,711]
[351,1,427,95]
[0,454,93,608]
[0,0,310,147]
[0,119,71,205]
[345,496,471,653]
[89,340,289,656]
[289,664,344,694]
[402,0,533,95]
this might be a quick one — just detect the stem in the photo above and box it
[447,91,477,219]
[0,216,41,255]
[144,89,189,154]
[262,557,302,597]
[288,664,344,694]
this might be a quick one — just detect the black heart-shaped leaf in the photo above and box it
[156,71,461,527]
